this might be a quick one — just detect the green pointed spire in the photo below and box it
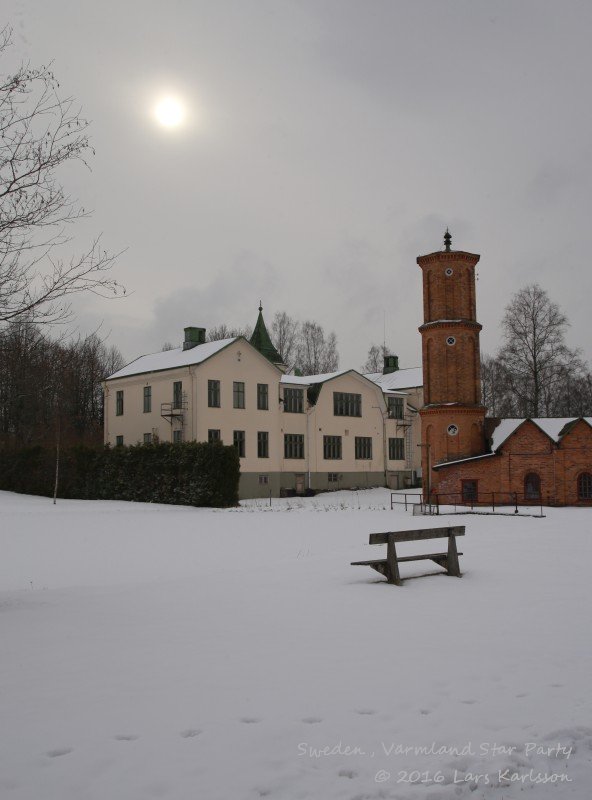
[249,303,284,365]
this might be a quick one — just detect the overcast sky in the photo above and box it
[5,0,592,369]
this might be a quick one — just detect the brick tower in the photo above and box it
[417,231,486,497]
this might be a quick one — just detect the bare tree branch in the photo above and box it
[0,28,124,325]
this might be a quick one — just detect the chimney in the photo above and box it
[183,327,206,350]
[383,354,399,374]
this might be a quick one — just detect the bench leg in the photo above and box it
[386,540,403,585]
[447,533,461,577]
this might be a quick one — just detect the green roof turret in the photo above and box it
[249,303,285,366]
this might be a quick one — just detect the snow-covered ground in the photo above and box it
[1,488,591,799]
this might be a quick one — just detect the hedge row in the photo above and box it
[0,441,240,507]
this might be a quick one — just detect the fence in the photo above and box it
[391,491,546,517]
[390,492,423,511]
[428,491,545,517]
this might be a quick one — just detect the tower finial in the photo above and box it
[259,300,263,312]
[444,228,452,252]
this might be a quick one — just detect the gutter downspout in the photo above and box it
[306,405,311,490]
[189,366,195,441]
[103,382,109,444]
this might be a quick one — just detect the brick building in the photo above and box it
[419,231,592,506]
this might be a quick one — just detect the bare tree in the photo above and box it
[161,341,175,351]
[296,321,339,375]
[271,311,299,366]
[499,284,585,417]
[0,28,124,325]
[0,320,123,446]
[207,324,251,341]
[362,343,393,373]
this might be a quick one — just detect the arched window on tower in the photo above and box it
[524,472,541,501]
[577,472,592,501]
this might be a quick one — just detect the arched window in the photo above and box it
[578,473,592,501]
[524,472,541,500]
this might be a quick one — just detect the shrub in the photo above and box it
[0,442,240,507]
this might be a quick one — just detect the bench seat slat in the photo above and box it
[397,552,463,562]
[352,553,463,566]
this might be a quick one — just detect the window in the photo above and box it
[208,429,221,444]
[257,431,269,458]
[116,390,124,416]
[233,381,245,409]
[355,436,372,459]
[524,472,541,500]
[333,392,361,417]
[323,435,342,460]
[389,437,405,460]
[233,430,245,457]
[462,480,478,502]
[143,433,152,444]
[115,435,124,447]
[143,386,152,413]
[258,474,269,485]
[284,387,304,413]
[284,434,304,459]
[328,472,339,483]
[208,380,220,408]
[578,472,592,500]
[173,381,183,408]
[257,383,269,410]
[173,429,183,443]
[387,396,404,419]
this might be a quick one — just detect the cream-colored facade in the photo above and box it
[104,334,422,499]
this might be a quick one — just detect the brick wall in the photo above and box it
[432,419,592,506]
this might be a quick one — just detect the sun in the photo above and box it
[153,96,186,129]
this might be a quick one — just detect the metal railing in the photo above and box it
[428,491,546,517]
[390,492,423,511]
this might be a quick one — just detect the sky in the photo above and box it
[4,0,592,370]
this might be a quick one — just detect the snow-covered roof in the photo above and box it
[489,417,592,450]
[365,367,423,392]
[106,338,238,380]
[280,369,350,386]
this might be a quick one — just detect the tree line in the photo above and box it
[0,321,123,448]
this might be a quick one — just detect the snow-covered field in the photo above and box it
[1,488,591,799]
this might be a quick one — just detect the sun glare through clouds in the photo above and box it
[153,96,186,129]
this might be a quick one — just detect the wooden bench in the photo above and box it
[351,526,465,586]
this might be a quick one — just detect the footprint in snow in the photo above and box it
[114,734,139,741]
[180,729,202,738]
[302,717,322,724]
[355,709,376,715]
[46,748,73,758]
[515,692,528,698]
[420,709,431,715]
[240,717,262,724]
[461,699,476,705]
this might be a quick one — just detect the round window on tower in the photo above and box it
[446,336,456,346]
[447,424,459,436]
[445,267,454,277]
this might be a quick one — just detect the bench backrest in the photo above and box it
[369,526,465,545]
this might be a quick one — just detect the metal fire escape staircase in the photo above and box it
[161,391,188,428]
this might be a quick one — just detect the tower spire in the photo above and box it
[444,228,452,252]
[249,303,285,367]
